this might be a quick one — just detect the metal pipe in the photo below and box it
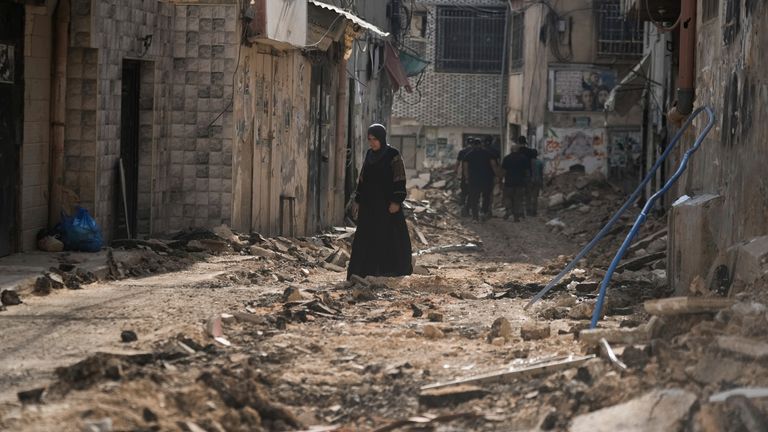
[675,0,696,115]
[48,0,70,227]
[590,106,716,329]
[525,105,714,310]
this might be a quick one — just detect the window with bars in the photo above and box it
[510,11,524,70]
[435,7,506,73]
[596,0,643,57]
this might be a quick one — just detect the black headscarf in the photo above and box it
[365,123,389,165]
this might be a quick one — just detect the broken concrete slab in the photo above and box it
[715,336,768,360]
[423,325,445,339]
[644,297,735,316]
[418,385,488,407]
[569,388,697,432]
[249,245,277,259]
[579,317,658,346]
[521,322,550,341]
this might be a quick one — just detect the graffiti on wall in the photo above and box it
[550,68,617,112]
[542,128,607,176]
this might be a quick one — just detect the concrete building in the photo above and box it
[621,0,768,295]
[0,0,405,257]
[390,0,508,172]
[508,0,645,183]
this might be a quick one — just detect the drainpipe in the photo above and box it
[49,0,69,228]
[669,0,696,119]
[334,55,349,224]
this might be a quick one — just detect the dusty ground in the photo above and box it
[1,173,766,432]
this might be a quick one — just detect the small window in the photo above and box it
[435,7,506,73]
[510,11,524,70]
[703,0,719,22]
[595,0,643,57]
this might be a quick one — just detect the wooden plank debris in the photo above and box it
[716,336,768,360]
[644,297,734,316]
[616,251,666,272]
[420,355,595,391]
[418,384,489,407]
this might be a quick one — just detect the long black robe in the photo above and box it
[347,146,413,280]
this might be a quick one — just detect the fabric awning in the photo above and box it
[308,0,390,38]
[604,53,650,115]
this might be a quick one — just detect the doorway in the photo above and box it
[0,2,24,256]
[115,60,141,239]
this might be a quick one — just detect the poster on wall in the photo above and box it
[549,67,617,112]
[0,43,14,84]
[542,128,607,176]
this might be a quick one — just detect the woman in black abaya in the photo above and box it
[347,124,413,280]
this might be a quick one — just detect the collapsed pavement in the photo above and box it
[1,169,767,432]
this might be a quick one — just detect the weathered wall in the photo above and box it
[63,0,237,239]
[21,4,53,251]
[669,0,768,291]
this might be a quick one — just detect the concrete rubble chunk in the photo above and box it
[1,289,22,306]
[120,330,138,343]
[521,322,550,341]
[715,336,768,360]
[487,317,512,342]
[427,311,444,322]
[548,193,565,208]
[568,301,596,320]
[82,417,113,432]
[249,245,277,258]
[644,297,735,316]
[418,384,488,407]
[423,324,444,339]
[283,286,307,303]
[570,389,697,432]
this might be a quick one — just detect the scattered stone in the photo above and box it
[716,336,768,360]
[418,385,488,407]
[206,315,224,338]
[38,235,64,252]
[411,303,424,318]
[412,265,430,275]
[283,286,307,303]
[568,301,596,320]
[142,407,158,423]
[1,289,22,306]
[17,387,45,404]
[427,311,444,322]
[491,337,506,346]
[487,317,512,342]
[249,245,277,259]
[570,389,697,432]
[82,417,113,432]
[325,248,350,268]
[546,218,566,229]
[520,322,550,341]
[351,285,376,302]
[322,262,345,273]
[548,193,565,208]
[574,282,599,293]
[120,330,138,343]
[423,324,444,339]
[621,345,650,369]
[300,268,310,277]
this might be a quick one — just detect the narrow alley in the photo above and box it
[2,0,768,431]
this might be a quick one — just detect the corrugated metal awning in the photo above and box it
[308,0,390,38]
[604,53,650,114]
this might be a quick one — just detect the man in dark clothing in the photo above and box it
[455,140,472,217]
[463,139,497,222]
[527,149,544,216]
[502,145,531,222]
[516,136,537,217]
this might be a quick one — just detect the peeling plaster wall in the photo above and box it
[674,0,768,260]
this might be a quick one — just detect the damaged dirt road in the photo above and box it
[2,172,768,431]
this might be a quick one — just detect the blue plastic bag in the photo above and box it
[60,207,104,252]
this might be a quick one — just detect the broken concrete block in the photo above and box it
[715,336,768,360]
[520,322,550,341]
[570,389,697,432]
[120,330,138,343]
[418,385,488,407]
[423,324,444,339]
[1,289,22,306]
[487,317,512,342]
[491,337,506,346]
[644,297,734,316]
[548,193,565,208]
[322,262,345,273]
[283,286,307,303]
[428,311,443,322]
[83,417,113,432]
[568,301,596,320]
[249,245,277,259]
[325,248,350,267]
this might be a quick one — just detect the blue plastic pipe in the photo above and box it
[590,106,716,328]
[525,106,715,310]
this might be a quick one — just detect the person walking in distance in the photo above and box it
[347,124,413,280]
[463,138,498,222]
[502,144,530,222]
[527,149,544,216]
[455,139,472,217]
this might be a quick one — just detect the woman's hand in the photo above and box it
[388,202,400,214]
